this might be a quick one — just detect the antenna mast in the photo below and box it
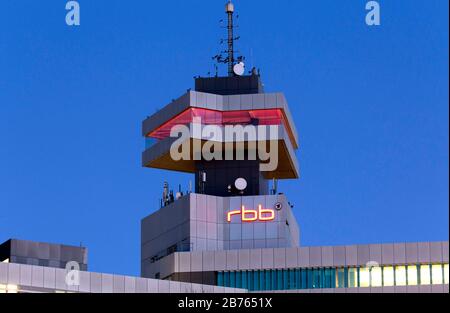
[226,1,235,77]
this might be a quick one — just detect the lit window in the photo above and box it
[383,266,394,287]
[348,268,358,288]
[371,267,382,287]
[359,267,370,287]
[407,265,418,286]
[0,284,18,293]
[6,284,18,293]
[395,266,407,286]
[1,258,9,263]
[420,265,431,285]
[431,264,443,285]
[444,264,449,285]
[336,268,345,288]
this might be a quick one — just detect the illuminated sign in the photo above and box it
[227,205,275,223]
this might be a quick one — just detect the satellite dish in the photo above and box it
[234,178,247,191]
[233,62,245,76]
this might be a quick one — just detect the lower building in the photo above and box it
[148,242,449,293]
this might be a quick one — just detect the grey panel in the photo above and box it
[333,246,346,267]
[357,245,370,266]
[274,248,286,269]
[321,247,334,267]
[90,272,102,293]
[101,274,114,293]
[417,242,430,263]
[405,243,418,264]
[7,263,20,285]
[113,275,125,293]
[309,247,322,267]
[381,244,394,264]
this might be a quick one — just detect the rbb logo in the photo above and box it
[227,205,275,223]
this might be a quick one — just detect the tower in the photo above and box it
[140,2,300,283]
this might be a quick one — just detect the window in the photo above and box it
[216,263,448,291]
[265,270,271,291]
[312,269,321,289]
[301,269,308,289]
[289,269,296,289]
[407,265,418,286]
[307,269,313,289]
[236,271,241,288]
[420,265,431,285]
[271,270,277,291]
[283,270,289,290]
[230,272,236,288]
[395,266,407,286]
[336,268,345,288]
[359,267,370,287]
[0,284,18,293]
[348,268,358,288]
[259,270,265,290]
[241,271,248,289]
[217,272,224,287]
[277,270,283,290]
[431,264,443,285]
[371,267,382,287]
[383,266,394,287]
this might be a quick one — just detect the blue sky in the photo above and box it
[0,0,448,276]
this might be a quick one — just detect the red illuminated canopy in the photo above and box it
[147,108,290,140]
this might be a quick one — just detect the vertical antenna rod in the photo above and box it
[225,1,235,77]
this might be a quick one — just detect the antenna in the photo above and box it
[225,1,235,76]
[212,2,246,76]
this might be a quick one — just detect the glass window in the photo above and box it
[307,269,313,289]
[217,272,224,287]
[283,270,289,290]
[324,268,334,289]
[248,271,253,291]
[420,265,431,285]
[383,266,394,286]
[236,271,241,289]
[359,267,370,287]
[312,269,321,289]
[395,266,407,286]
[241,271,248,289]
[289,269,296,290]
[230,272,236,288]
[271,270,277,291]
[301,269,308,289]
[277,270,283,290]
[431,264,443,285]
[444,264,449,285]
[295,269,301,290]
[407,265,418,286]
[348,268,358,288]
[371,267,382,287]
[224,272,230,287]
[265,270,271,291]
[259,270,265,291]
[336,268,345,288]
[253,271,259,291]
